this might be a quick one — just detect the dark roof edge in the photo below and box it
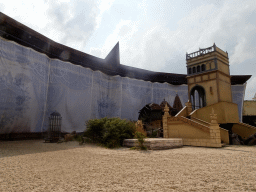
[0,12,251,85]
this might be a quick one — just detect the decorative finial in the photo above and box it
[210,108,218,124]
[164,103,169,114]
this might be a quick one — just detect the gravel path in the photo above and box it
[0,140,256,191]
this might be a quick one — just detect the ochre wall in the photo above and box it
[217,61,230,75]
[232,123,256,139]
[167,121,210,139]
[220,128,229,144]
[190,102,239,124]
[187,77,219,106]
[243,101,256,116]
[175,106,188,117]
[182,138,220,147]
[219,79,232,102]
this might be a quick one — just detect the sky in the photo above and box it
[0,0,255,100]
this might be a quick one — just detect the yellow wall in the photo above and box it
[182,138,221,147]
[220,128,229,144]
[217,60,230,75]
[219,80,232,102]
[206,63,211,70]
[243,101,256,116]
[232,123,256,139]
[218,73,230,83]
[190,102,239,124]
[175,106,188,117]
[167,121,211,139]
[188,79,218,106]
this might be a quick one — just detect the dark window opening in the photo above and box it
[201,64,206,71]
[190,86,206,110]
[193,67,196,73]
[197,65,201,73]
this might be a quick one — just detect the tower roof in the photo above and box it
[173,94,183,111]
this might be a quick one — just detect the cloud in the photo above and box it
[95,0,256,99]
[89,19,139,59]
[96,0,116,28]
[44,0,100,50]
[0,0,116,52]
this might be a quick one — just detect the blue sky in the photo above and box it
[1,0,255,99]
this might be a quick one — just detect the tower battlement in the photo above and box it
[186,43,228,60]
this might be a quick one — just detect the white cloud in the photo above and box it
[0,0,50,30]
[94,0,256,99]
[96,0,116,28]
[0,0,107,51]
[89,19,139,59]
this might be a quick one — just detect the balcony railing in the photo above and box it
[186,44,216,60]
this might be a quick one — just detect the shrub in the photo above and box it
[84,117,108,143]
[84,117,136,148]
[73,135,83,143]
[134,131,147,150]
[148,129,158,138]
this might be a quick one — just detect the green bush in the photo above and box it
[134,131,147,150]
[73,135,83,143]
[84,117,136,148]
[84,117,108,143]
[149,129,158,138]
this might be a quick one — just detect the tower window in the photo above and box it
[197,65,201,73]
[201,64,206,71]
[193,67,196,73]
[190,86,206,110]
[188,68,191,74]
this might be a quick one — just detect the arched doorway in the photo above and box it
[190,85,206,110]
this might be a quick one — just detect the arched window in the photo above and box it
[188,68,191,74]
[193,67,196,73]
[197,65,201,73]
[190,85,206,110]
[201,64,206,71]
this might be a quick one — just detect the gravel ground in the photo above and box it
[0,140,256,192]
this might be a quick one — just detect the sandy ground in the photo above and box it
[0,140,256,192]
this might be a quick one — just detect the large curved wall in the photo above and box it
[0,37,247,134]
[0,37,188,134]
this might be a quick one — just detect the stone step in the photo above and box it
[123,138,183,150]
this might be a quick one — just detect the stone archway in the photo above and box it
[190,85,206,110]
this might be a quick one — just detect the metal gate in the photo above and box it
[45,111,62,142]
